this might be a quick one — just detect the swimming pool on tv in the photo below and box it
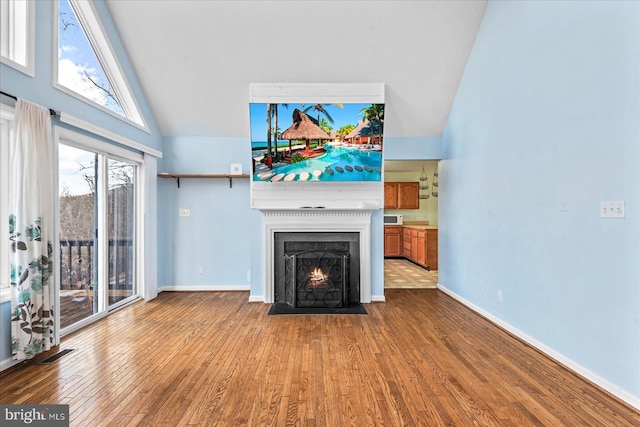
[253,145,382,182]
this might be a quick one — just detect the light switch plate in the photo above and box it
[230,163,242,175]
[179,208,190,217]
[600,201,625,218]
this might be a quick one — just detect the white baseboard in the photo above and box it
[158,285,250,292]
[0,357,19,372]
[247,295,384,303]
[437,283,640,411]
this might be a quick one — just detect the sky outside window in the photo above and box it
[58,0,124,117]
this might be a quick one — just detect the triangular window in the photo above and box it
[56,0,146,128]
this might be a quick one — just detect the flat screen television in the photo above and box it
[250,103,384,182]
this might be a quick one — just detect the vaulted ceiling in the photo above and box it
[106,0,487,138]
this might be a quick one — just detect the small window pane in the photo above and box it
[1,0,33,73]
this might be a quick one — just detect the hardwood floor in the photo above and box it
[1,290,638,426]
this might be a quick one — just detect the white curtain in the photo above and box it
[9,99,55,360]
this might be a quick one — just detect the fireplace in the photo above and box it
[259,209,374,304]
[275,232,360,308]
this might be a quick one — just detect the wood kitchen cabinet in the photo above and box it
[397,182,420,209]
[393,226,439,270]
[416,230,426,266]
[403,228,412,258]
[424,229,438,270]
[384,182,398,209]
[384,182,420,209]
[383,227,403,257]
[411,229,418,262]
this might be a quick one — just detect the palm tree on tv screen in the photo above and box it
[359,104,385,145]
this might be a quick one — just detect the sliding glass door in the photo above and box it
[58,131,141,330]
[58,145,98,328]
[107,158,136,307]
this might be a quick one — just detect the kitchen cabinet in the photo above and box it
[411,229,418,262]
[383,227,403,257]
[403,228,412,258]
[425,229,438,270]
[416,230,426,266]
[391,226,438,270]
[384,182,420,209]
[397,182,420,209]
[384,182,398,209]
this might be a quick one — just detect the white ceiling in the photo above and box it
[106,0,487,138]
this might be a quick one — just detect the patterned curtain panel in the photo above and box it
[9,99,55,360]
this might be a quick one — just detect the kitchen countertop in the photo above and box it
[385,222,438,230]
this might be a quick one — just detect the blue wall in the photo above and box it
[158,137,258,290]
[440,0,639,400]
[1,0,162,364]
[158,137,408,300]
[384,136,441,160]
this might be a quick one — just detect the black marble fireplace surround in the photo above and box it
[273,232,361,309]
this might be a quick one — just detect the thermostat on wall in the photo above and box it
[230,163,242,175]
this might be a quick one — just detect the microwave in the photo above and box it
[383,214,403,225]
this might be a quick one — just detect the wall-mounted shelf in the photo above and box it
[158,173,250,188]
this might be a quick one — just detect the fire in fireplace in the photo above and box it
[275,232,360,309]
[308,267,328,288]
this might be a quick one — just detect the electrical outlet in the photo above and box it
[497,290,503,303]
[179,208,190,217]
[199,265,204,274]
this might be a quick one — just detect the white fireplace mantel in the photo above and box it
[251,83,385,304]
[260,209,374,304]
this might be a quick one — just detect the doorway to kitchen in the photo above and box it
[383,160,439,289]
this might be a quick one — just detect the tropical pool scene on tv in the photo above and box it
[250,103,384,182]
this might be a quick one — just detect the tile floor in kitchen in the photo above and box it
[384,259,438,288]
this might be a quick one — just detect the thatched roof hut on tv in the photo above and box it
[279,109,331,154]
[345,118,382,145]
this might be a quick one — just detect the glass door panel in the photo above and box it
[58,144,98,329]
[107,158,136,307]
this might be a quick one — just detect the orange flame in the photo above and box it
[308,267,328,287]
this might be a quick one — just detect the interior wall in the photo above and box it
[384,136,441,160]
[440,0,639,403]
[158,137,257,291]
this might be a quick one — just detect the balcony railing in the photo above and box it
[59,239,134,292]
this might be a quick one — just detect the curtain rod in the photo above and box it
[0,90,60,117]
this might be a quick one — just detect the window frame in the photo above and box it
[0,0,35,77]
[53,0,149,132]
[0,104,14,303]
[55,125,144,335]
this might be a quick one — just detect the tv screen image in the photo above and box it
[250,103,384,182]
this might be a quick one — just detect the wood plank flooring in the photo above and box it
[1,290,639,426]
